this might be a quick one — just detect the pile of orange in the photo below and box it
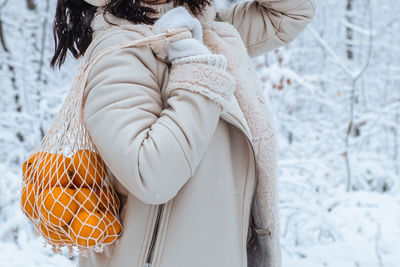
[21,149,122,247]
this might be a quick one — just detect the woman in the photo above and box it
[50,0,315,266]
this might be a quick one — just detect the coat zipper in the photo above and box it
[144,204,164,267]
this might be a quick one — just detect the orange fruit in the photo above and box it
[38,222,72,245]
[22,154,38,182]
[97,187,120,211]
[69,211,107,247]
[103,212,122,244]
[72,150,106,188]
[36,152,74,189]
[38,187,79,227]
[75,188,100,212]
[21,183,39,219]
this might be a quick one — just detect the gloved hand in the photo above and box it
[152,6,212,62]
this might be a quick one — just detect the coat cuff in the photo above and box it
[165,54,236,114]
[171,54,227,69]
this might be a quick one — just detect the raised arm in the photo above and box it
[217,0,317,57]
[83,31,235,205]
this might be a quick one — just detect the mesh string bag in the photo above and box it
[20,26,191,256]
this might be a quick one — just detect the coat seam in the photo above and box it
[245,16,282,50]
[157,120,193,177]
[85,29,127,63]
[85,28,147,64]
[246,0,312,49]
[273,0,311,13]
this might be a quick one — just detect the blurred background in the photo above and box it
[0,0,399,266]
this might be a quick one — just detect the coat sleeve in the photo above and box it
[82,31,235,205]
[217,0,317,57]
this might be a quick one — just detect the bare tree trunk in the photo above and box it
[395,113,399,176]
[37,0,50,81]
[345,0,373,192]
[0,16,8,52]
[0,0,9,52]
[345,0,354,60]
[26,0,36,10]
[345,79,356,191]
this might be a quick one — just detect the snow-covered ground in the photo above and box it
[280,186,400,266]
[0,242,75,267]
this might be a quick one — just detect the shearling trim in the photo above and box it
[165,62,236,114]
[200,17,282,266]
[171,54,227,69]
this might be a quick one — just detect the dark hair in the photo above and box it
[50,0,210,69]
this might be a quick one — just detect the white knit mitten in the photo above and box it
[165,54,236,114]
[152,6,212,62]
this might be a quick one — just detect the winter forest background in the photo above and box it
[1,0,399,266]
